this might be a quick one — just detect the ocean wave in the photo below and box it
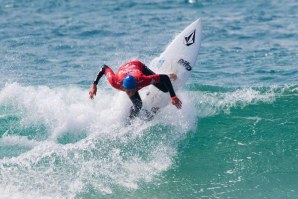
[0,82,196,197]
[186,84,293,118]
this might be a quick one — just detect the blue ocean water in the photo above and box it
[0,0,298,198]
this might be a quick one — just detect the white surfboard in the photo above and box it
[142,18,202,112]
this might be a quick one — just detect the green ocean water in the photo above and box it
[1,0,298,198]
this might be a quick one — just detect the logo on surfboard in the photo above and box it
[178,59,192,71]
[184,30,196,46]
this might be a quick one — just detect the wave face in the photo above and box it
[0,0,298,198]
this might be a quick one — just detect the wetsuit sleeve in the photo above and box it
[93,64,109,85]
[159,75,176,97]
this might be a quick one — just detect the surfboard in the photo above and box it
[141,18,202,113]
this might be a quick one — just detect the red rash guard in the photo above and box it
[103,60,161,91]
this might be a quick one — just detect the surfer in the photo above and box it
[89,60,182,119]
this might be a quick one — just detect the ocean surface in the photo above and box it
[0,0,298,198]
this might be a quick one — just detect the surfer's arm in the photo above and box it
[93,64,109,85]
[159,75,176,97]
[89,64,110,99]
[159,75,182,109]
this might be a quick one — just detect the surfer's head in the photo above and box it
[123,75,136,89]
[123,75,137,97]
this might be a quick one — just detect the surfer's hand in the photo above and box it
[171,96,182,109]
[89,84,97,99]
[169,73,177,80]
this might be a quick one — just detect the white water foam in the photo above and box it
[0,82,285,198]
[189,86,280,118]
[0,83,197,198]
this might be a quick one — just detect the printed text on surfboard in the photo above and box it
[178,59,192,71]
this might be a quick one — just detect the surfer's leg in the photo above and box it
[129,91,142,119]
[142,65,169,93]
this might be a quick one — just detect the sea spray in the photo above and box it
[0,83,197,197]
